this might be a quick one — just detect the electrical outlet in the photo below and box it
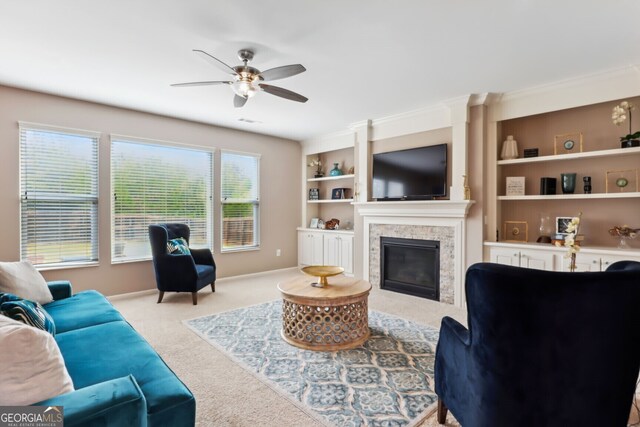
[276,249,281,257]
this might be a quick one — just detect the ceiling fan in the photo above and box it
[171,49,308,108]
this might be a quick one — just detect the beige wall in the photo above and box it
[0,85,301,296]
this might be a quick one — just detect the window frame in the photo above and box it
[18,121,100,270]
[220,149,261,253]
[110,134,215,263]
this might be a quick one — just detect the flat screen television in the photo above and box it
[372,143,447,200]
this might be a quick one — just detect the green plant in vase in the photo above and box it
[612,101,640,148]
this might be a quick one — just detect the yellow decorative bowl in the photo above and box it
[301,265,344,287]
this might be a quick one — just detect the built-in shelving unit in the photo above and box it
[307,199,354,204]
[497,192,640,201]
[488,92,640,252]
[307,174,355,182]
[497,146,640,166]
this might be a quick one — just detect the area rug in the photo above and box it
[184,300,440,427]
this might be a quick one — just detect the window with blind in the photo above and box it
[221,151,260,251]
[111,137,213,262]
[19,123,99,267]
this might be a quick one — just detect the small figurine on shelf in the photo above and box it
[463,175,471,200]
[308,157,323,178]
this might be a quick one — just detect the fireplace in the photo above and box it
[380,236,440,301]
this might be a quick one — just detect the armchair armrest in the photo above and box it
[47,281,73,301]
[35,375,147,427]
[190,248,215,268]
[441,316,470,346]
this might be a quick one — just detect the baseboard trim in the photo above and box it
[107,266,299,300]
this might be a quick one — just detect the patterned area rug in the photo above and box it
[184,301,440,427]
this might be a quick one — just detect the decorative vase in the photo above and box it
[621,139,640,148]
[500,135,519,160]
[561,173,577,194]
[329,163,342,176]
[536,213,553,243]
[314,170,324,178]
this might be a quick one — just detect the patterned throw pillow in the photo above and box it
[167,237,191,255]
[0,293,56,336]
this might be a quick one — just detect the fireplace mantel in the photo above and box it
[353,200,475,218]
[355,200,474,308]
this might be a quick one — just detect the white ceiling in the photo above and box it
[2,1,640,141]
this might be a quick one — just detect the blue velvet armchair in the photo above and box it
[435,261,640,427]
[149,223,216,305]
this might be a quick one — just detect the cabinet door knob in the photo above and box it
[592,260,597,264]
[514,253,518,257]
[603,261,610,265]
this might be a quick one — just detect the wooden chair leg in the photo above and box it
[437,399,448,424]
[210,282,215,292]
[157,291,165,304]
[192,292,198,305]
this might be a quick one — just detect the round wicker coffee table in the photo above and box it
[277,275,372,351]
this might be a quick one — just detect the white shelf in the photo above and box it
[307,198,354,204]
[497,146,640,166]
[498,192,640,201]
[307,174,355,182]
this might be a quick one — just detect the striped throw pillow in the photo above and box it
[0,293,56,336]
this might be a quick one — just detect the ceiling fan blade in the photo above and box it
[193,49,238,76]
[234,95,248,108]
[259,84,308,103]
[170,81,232,87]
[259,64,306,82]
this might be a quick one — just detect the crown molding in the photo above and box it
[489,65,640,122]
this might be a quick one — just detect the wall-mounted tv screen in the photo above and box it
[372,143,447,200]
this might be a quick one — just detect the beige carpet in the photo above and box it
[110,269,465,426]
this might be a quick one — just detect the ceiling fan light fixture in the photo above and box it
[231,72,261,98]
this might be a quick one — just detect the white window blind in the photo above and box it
[111,138,213,262]
[19,123,99,267]
[221,151,260,251]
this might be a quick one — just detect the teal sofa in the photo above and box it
[35,281,195,427]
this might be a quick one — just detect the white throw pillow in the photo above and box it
[0,261,53,304]
[0,314,74,405]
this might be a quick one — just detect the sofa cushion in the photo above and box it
[0,293,56,335]
[56,321,194,426]
[0,260,53,304]
[0,314,73,405]
[43,290,123,334]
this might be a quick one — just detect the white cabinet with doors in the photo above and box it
[298,230,324,266]
[486,242,640,272]
[297,228,354,276]
[489,246,555,271]
[323,232,354,275]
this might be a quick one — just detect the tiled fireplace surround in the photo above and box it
[355,201,474,308]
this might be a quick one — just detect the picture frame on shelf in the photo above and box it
[503,221,528,243]
[331,188,346,200]
[556,217,573,235]
[308,188,319,200]
[317,219,325,229]
[506,176,525,196]
[309,218,319,229]
[554,132,583,155]
[605,168,638,193]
